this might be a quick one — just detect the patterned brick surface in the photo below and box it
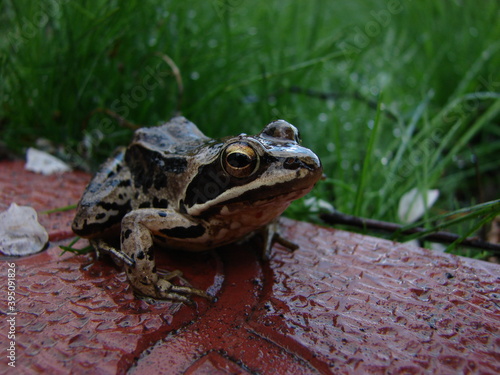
[0,161,499,374]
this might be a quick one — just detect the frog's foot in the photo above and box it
[157,269,213,302]
[260,221,298,260]
[156,278,212,303]
[272,232,299,252]
[134,276,212,304]
[90,239,134,266]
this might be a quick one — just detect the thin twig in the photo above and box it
[83,108,139,131]
[155,52,184,115]
[320,211,500,254]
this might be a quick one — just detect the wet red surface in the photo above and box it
[1,160,499,374]
[0,160,89,241]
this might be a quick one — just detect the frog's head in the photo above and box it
[183,120,322,217]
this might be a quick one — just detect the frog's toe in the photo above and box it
[155,279,212,303]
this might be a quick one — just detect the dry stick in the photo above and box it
[83,53,184,132]
[84,108,139,130]
[155,52,184,115]
[320,211,500,254]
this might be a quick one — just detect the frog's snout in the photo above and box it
[283,152,322,172]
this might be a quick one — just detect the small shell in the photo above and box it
[0,203,49,256]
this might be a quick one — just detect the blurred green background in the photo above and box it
[1,0,499,257]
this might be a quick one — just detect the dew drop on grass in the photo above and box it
[341,101,351,111]
[370,86,379,96]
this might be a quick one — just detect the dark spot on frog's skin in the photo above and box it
[118,180,131,187]
[107,171,115,178]
[137,251,145,260]
[152,266,157,274]
[123,229,132,239]
[154,173,168,190]
[118,193,125,200]
[126,146,187,194]
[146,247,155,261]
[95,213,106,220]
[134,192,140,199]
[98,200,132,213]
[160,224,205,239]
[158,211,167,217]
[139,201,151,209]
[73,200,132,237]
[152,197,169,208]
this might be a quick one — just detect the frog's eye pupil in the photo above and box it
[222,142,259,178]
[227,152,251,168]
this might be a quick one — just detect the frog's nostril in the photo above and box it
[283,157,300,170]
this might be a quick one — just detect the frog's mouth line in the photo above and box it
[196,173,320,215]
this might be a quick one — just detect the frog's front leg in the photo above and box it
[260,220,299,260]
[120,208,211,303]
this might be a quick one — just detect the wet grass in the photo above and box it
[2,0,500,257]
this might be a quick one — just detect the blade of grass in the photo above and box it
[353,95,383,216]
[446,212,498,253]
[430,97,500,182]
[392,199,500,242]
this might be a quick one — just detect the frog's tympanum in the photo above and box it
[72,117,322,303]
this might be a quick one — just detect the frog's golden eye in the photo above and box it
[222,142,259,178]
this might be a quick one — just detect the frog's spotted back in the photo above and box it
[131,116,210,155]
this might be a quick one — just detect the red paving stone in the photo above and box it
[0,160,499,374]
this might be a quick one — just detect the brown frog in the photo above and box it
[72,117,322,303]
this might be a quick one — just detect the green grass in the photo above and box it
[2,0,500,258]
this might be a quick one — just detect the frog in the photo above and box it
[72,116,322,303]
